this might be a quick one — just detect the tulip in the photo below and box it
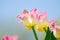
[17,9,39,30]
[17,8,49,40]
[50,19,60,39]
[36,11,49,32]
[2,35,18,40]
[3,35,12,40]
[17,8,48,31]
[17,9,39,40]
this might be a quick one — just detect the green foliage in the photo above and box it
[45,27,57,40]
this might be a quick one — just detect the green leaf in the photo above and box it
[45,27,57,40]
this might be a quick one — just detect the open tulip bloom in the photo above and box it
[17,8,60,40]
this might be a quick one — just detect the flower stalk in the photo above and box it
[32,26,38,40]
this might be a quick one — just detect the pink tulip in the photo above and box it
[50,19,56,26]
[50,19,60,38]
[17,8,47,23]
[50,19,56,31]
[3,35,18,40]
[17,8,48,30]
[3,35,12,40]
[50,19,60,31]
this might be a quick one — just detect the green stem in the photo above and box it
[32,26,38,40]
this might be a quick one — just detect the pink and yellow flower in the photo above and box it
[17,8,49,32]
[50,19,60,38]
[17,9,37,30]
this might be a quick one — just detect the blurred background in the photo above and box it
[0,0,60,40]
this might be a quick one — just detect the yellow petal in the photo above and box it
[37,23,48,32]
[55,29,60,38]
[25,23,36,30]
[37,20,49,32]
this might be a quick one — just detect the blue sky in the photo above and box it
[0,0,60,40]
[0,0,60,20]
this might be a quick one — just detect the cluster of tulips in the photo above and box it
[2,8,60,40]
[17,8,60,40]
